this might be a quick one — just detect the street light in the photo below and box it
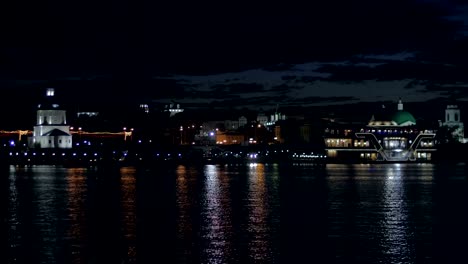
[180,126,183,144]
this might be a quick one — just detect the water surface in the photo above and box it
[2,163,468,263]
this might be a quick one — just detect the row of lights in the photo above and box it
[292,154,327,159]
[365,129,417,133]
[292,152,327,159]
[9,152,99,157]
[71,127,136,133]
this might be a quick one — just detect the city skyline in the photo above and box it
[2,1,468,109]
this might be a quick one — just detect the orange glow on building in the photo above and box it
[215,131,244,145]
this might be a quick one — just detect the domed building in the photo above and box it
[324,98,437,162]
[368,99,416,127]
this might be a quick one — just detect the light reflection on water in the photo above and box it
[246,163,272,262]
[65,168,88,264]
[119,167,137,263]
[324,163,437,263]
[176,165,195,263]
[175,163,281,263]
[4,165,138,263]
[201,165,234,263]
[381,164,411,262]
[7,167,19,263]
[7,166,70,263]
[3,163,468,263]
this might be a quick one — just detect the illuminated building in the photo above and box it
[76,112,99,117]
[139,104,150,114]
[195,121,223,145]
[165,101,184,117]
[265,111,286,127]
[215,131,245,145]
[28,88,72,149]
[274,125,284,144]
[442,105,467,143]
[224,116,251,130]
[324,98,436,162]
[256,112,268,125]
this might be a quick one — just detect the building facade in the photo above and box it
[28,88,72,149]
[215,131,245,145]
[324,99,436,162]
[164,101,184,117]
[442,105,466,143]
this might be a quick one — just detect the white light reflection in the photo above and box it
[247,163,272,262]
[381,164,411,262]
[27,166,67,262]
[202,165,233,263]
[7,166,19,255]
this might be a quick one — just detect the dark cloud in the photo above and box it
[281,75,297,81]
[224,78,241,82]
[187,90,240,100]
[280,75,327,84]
[404,80,430,89]
[210,83,264,94]
[182,83,265,100]
[294,76,327,84]
[2,0,468,112]
[207,95,288,109]
[269,84,302,94]
[262,63,295,72]
[287,96,359,105]
[198,91,359,109]
[423,83,468,99]
[316,61,468,84]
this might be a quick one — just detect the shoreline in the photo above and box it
[2,144,467,167]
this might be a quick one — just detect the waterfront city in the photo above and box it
[1,88,467,166]
[1,89,468,264]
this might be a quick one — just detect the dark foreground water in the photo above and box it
[1,163,468,263]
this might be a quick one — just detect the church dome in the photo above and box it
[391,110,416,126]
[368,98,416,127]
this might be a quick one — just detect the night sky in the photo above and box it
[2,0,468,110]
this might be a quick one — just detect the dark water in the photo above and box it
[1,163,468,263]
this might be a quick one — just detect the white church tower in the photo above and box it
[398,98,404,111]
[28,88,72,148]
[442,105,466,143]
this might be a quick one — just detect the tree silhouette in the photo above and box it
[435,125,460,145]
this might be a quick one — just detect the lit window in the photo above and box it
[46,88,55,96]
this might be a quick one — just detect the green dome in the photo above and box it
[391,110,416,125]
